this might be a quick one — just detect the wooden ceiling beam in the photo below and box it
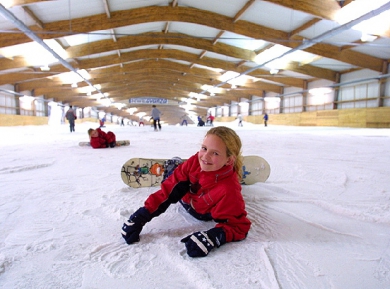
[2,0,53,8]
[289,35,383,72]
[262,0,341,21]
[212,31,225,45]
[66,32,256,61]
[0,68,68,85]
[0,7,286,49]
[0,6,384,72]
[289,18,321,39]
[233,0,256,23]
[22,6,44,29]
[77,49,307,87]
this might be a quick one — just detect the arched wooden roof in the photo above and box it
[0,0,389,123]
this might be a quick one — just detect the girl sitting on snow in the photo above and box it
[121,126,251,257]
[87,128,116,149]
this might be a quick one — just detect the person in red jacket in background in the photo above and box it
[87,128,116,149]
[121,126,251,257]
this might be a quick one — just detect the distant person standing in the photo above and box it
[139,116,145,126]
[151,105,162,131]
[263,113,268,127]
[209,114,214,126]
[181,114,188,126]
[65,105,77,132]
[237,114,243,127]
[99,116,106,128]
[206,114,214,126]
[197,115,205,127]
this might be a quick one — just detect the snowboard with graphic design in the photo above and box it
[121,155,270,188]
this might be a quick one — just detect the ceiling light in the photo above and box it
[308,87,333,95]
[127,108,138,114]
[19,95,35,101]
[238,102,248,107]
[220,71,240,82]
[114,103,126,109]
[71,83,78,88]
[264,97,281,103]
[360,33,377,42]
[40,65,50,71]
[270,69,279,75]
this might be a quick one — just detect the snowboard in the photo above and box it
[121,155,270,188]
[79,140,130,147]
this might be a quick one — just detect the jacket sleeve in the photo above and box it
[210,183,251,243]
[90,137,107,148]
[144,155,197,217]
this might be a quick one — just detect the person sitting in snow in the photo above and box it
[121,126,251,257]
[87,128,116,149]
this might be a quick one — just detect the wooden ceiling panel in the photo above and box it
[0,2,388,123]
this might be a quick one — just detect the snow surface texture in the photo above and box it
[0,121,389,289]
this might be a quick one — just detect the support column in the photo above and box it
[249,96,253,116]
[262,90,266,115]
[279,87,284,114]
[378,60,388,107]
[14,84,20,115]
[43,95,49,117]
[333,72,341,110]
[302,80,308,112]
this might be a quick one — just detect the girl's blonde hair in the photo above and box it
[205,126,244,180]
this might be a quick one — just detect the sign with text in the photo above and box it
[129,97,168,104]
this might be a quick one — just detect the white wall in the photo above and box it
[282,87,303,113]
[0,85,17,114]
[338,69,381,109]
[230,101,238,116]
[239,98,249,116]
[250,95,264,116]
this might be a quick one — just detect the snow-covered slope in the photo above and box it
[1,121,389,288]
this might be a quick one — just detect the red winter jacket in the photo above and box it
[144,153,251,242]
[90,128,116,149]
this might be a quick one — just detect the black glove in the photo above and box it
[181,227,226,257]
[109,141,116,148]
[121,207,152,244]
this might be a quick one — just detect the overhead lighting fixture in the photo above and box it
[220,71,240,82]
[360,33,377,42]
[19,95,35,101]
[201,85,222,94]
[40,65,50,71]
[264,97,281,103]
[71,83,78,88]
[127,108,138,115]
[114,103,126,109]
[270,69,279,75]
[188,92,207,100]
[99,98,111,107]
[0,6,111,105]
[309,87,333,95]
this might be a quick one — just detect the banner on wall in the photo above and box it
[129,97,168,104]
